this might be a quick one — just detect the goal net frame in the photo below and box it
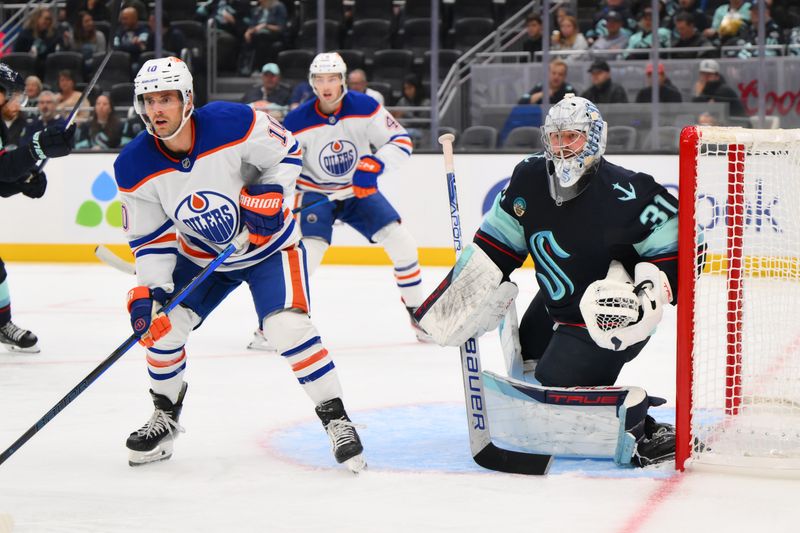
[676,125,800,474]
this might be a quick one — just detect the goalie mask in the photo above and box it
[309,52,347,105]
[541,94,607,204]
[133,56,194,141]
[0,63,28,107]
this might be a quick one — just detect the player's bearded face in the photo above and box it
[143,91,183,137]
[313,74,343,103]
[548,130,586,159]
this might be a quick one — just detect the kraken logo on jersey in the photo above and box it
[318,139,357,177]
[175,191,238,244]
[530,231,574,300]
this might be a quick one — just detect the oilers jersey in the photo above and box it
[282,91,412,194]
[114,101,303,292]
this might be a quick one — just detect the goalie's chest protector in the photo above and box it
[503,157,656,319]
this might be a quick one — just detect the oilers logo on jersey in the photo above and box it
[318,139,357,177]
[175,191,238,244]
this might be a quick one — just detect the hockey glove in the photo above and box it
[16,170,47,199]
[127,286,171,348]
[352,155,384,198]
[29,124,76,160]
[240,183,285,246]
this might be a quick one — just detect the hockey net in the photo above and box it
[676,126,800,473]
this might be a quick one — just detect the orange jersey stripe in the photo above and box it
[286,246,308,313]
[146,349,186,368]
[133,233,177,255]
[394,269,421,281]
[178,236,216,259]
[291,348,329,372]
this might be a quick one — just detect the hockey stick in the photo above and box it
[35,0,124,173]
[94,188,356,276]
[0,231,250,466]
[438,133,553,475]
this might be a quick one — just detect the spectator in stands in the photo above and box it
[729,2,784,58]
[635,63,683,103]
[704,0,751,42]
[240,0,288,76]
[522,13,543,60]
[590,10,630,60]
[13,7,63,78]
[394,74,429,118]
[624,7,672,60]
[347,69,385,106]
[0,92,27,149]
[24,76,43,108]
[146,11,186,56]
[691,58,746,117]
[241,63,291,107]
[670,11,715,58]
[518,59,577,105]
[669,0,710,33]
[66,0,111,24]
[551,15,589,63]
[697,111,720,126]
[75,93,123,149]
[55,70,88,119]
[289,81,314,110]
[197,0,250,40]
[588,0,636,43]
[790,27,800,56]
[113,6,150,73]
[69,10,108,74]
[122,0,148,21]
[23,91,66,146]
[581,59,628,104]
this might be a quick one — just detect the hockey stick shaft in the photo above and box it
[36,0,124,173]
[291,187,353,214]
[95,245,136,275]
[438,133,552,475]
[0,231,249,466]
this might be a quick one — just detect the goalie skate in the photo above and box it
[127,383,187,466]
[316,397,366,473]
[247,328,276,351]
[0,321,40,353]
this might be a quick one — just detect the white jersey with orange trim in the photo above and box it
[282,91,412,194]
[114,102,302,293]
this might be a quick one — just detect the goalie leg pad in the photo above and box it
[415,244,517,346]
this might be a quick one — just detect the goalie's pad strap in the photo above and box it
[416,244,505,346]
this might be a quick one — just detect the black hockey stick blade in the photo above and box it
[473,443,553,475]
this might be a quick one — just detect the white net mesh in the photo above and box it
[688,127,800,471]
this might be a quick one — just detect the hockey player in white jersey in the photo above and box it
[114,57,365,472]
[247,52,430,350]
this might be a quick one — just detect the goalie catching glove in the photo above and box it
[580,261,673,351]
[127,287,171,348]
[414,244,518,346]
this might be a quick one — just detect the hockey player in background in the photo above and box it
[0,63,75,353]
[416,95,678,467]
[114,57,365,472]
[248,52,430,350]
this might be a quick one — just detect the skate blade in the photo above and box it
[128,442,174,467]
[246,341,276,352]
[344,454,367,474]
[2,343,40,354]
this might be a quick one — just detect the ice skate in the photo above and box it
[0,321,40,353]
[247,328,276,351]
[127,383,187,466]
[634,415,676,467]
[406,307,434,343]
[315,397,366,473]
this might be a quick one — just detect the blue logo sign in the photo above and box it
[319,139,357,177]
[175,190,238,244]
[530,231,574,300]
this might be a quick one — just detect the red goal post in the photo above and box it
[676,126,800,474]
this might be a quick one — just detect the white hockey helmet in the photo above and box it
[133,56,194,141]
[541,94,607,204]
[308,52,347,105]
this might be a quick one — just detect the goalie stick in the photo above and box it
[438,133,553,475]
[95,187,355,275]
[0,231,250,466]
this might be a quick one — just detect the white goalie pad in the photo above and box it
[580,261,671,351]
[417,244,518,346]
[483,371,649,464]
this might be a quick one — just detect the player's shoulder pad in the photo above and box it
[509,153,546,183]
[114,133,165,192]
[596,159,656,187]
[283,98,324,135]
[193,101,256,153]
[340,91,380,118]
